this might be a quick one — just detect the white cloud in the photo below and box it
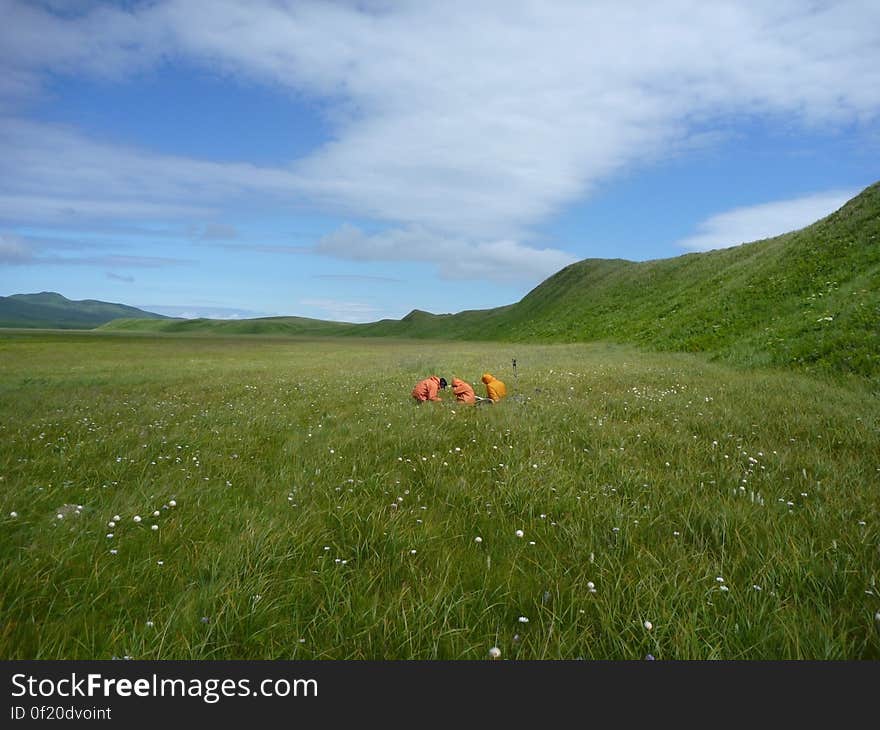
[106,271,134,283]
[138,304,272,319]
[1,1,879,282]
[299,297,384,323]
[0,230,194,267]
[676,190,856,251]
[0,120,305,224]
[316,225,576,282]
[156,0,880,236]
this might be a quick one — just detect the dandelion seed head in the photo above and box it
[515,530,524,538]
[474,536,483,543]
[488,647,501,660]
[133,515,141,523]
[10,511,17,518]
[151,524,159,531]
[644,620,653,631]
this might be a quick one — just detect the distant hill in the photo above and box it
[0,292,172,329]
[106,181,879,377]
[102,315,356,337]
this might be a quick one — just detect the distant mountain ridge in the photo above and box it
[0,292,171,329]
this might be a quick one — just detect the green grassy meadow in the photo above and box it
[1,330,878,659]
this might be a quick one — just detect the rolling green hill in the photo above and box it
[0,292,171,329]
[103,314,357,337]
[103,180,880,377]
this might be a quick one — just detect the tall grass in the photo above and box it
[1,331,877,659]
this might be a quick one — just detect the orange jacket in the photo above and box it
[481,372,507,402]
[412,375,443,402]
[451,378,475,404]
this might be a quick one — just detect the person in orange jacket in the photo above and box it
[411,375,447,403]
[481,372,507,402]
[451,377,476,404]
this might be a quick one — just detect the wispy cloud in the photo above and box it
[316,225,577,282]
[0,231,195,267]
[312,274,403,283]
[213,242,312,255]
[137,304,272,320]
[106,271,134,283]
[196,223,239,241]
[676,190,856,252]
[299,297,384,323]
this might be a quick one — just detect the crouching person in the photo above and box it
[451,377,476,404]
[412,375,447,403]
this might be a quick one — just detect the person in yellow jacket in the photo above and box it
[451,377,476,404]
[411,375,447,403]
[480,372,507,403]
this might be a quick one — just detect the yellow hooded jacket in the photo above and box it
[481,373,507,402]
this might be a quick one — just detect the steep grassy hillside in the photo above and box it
[101,181,880,377]
[496,181,880,376]
[0,292,170,329]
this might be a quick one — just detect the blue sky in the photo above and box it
[1,1,879,322]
